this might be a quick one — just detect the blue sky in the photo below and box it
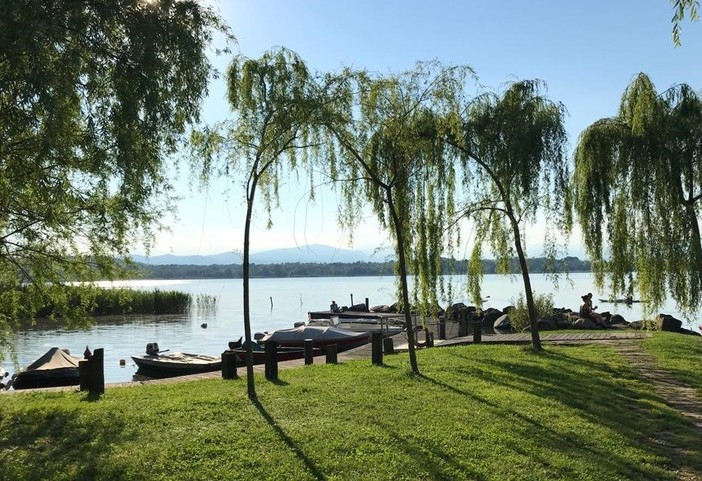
[144,0,701,258]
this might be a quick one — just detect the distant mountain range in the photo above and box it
[131,244,391,266]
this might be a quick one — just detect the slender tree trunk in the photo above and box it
[387,191,419,373]
[509,211,542,351]
[242,174,260,399]
[686,203,702,304]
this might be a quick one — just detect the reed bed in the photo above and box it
[34,286,192,317]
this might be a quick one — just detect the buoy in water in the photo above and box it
[119,359,126,366]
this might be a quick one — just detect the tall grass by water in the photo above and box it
[0,333,699,480]
[34,286,193,317]
[189,293,219,314]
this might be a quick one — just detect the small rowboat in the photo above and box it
[132,343,221,378]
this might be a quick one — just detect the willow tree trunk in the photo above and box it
[685,202,702,294]
[387,191,419,373]
[242,173,260,400]
[509,211,542,351]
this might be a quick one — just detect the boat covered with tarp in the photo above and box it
[11,347,81,390]
[257,325,370,352]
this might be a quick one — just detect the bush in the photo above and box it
[510,292,554,331]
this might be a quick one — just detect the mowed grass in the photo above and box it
[1,335,700,481]
[641,331,702,397]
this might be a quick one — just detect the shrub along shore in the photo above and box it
[0,333,700,480]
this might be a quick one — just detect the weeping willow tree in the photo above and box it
[571,73,702,316]
[672,0,699,45]
[322,62,471,373]
[448,80,569,351]
[0,0,230,358]
[191,48,328,399]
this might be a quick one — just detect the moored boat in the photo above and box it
[306,317,404,336]
[132,343,221,378]
[599,298,642,304]
[257,325,370,352]
[11,347,81,390]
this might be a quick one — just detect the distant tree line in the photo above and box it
[133,257,591,280]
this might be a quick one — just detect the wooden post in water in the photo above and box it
[304,339,314,365]
[473,320,482,343]
[371,332,383,366]
[221,350,238,379]
[264,340,278,381]
[383,336,394,355]
[365,297,369,310]
[325,343,338,364]
[350,293,354,306]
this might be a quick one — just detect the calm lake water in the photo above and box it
[2,273,697,386]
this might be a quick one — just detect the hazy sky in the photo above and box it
[142,0,701,258]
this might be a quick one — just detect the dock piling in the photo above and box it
[371,332,383,366]
[264,340,278,380]
[383,337,394,355]
[473,321,482,343]
[304,339,314,365]
[221,350,238,379]
[325,344,338,364]
[438,321,446,340]
[426,330,434,347]
[79,347,104,396]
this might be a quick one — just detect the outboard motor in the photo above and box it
[146,342,160,355]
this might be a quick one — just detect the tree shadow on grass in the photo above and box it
[415,366,677,480]
[252,397,327,480]
[0,401,128,481]
[430,346,702,478]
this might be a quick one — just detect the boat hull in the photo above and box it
[11,368,80,390]
[132,353,221,378]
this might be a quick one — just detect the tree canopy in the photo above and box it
[323,62,472,372]
[0,1,230,350]
[448,80,569,350]
[571,73,702,315]
[191,47,329,397]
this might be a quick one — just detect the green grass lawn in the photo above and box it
[1,334,700,481]
[640,332,702,397]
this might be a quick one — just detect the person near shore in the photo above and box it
[330,300,340,313]
[580,293,607,328]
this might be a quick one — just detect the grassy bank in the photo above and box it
[641,332,702,397]
[0,335,700,480]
